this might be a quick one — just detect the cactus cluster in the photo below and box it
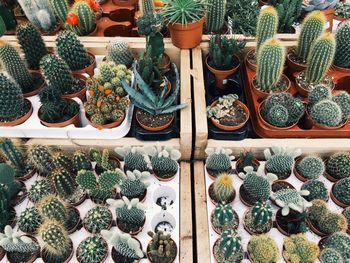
[301,180,328,201]
[0,225,39,253]
[115,146,150,172]
[247,235,280,263]
[212,203,239,233]
[205,0,226,33]
[260,93,305,127]
[322,232,350,261]
[333,91,350,123]
[296,155,325,179]
[205,147,234,177]
[212,173,235,204]
[28,179,54,203]
[106,40,134,67]
[308,84,332,106]
[320,248,343,263]
[309,99,341,127]
[147,231,177,263]
[0,185,11,232]
[333,178,350,206]
[89,148,116,172]
[256,6,279,52]
[264,146,301,179]
[18,207,43,234]
[272,188,312,215]
[326,152,350,180]
[76,236,108,263]
[283,234,320,263]
[83,206,112,234]
[49,0,69,23]
[72,150,92,172]
[214,229,243,262]
[334,21,350,68]
[117,169,151,200]
[65,1,97,36]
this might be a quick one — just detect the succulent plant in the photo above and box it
[296,155,325,179]
[51,151,73,172]
[256,6,278,52]
[117,169,151,200]
[0,225,39,253]
[89,148,116,172]
[65,1,97,36]
[28,179,54,203]
[29,145,53,176]
[320,248,343,263]
[237,151,257,171]
[264,146,302,179]
[308,84,332,106]
[322,232,350,261]
[326,152,350,179]
[115,146,150,172]
[72,150,92,172]
[283,234,320,263]
[214,229,243,262]
[271,188,312,215]
[49,0,69,23]
[247,235,280,263]
[18,207,43,234]
[83,206,112,234]
[334,21,350,68]
[310,99,343,127]
[0,164,21,200]
[301,180,328,201]
[333,178,350,206]
[212,203,239,232]
[212,173,235,204]
[76,236,108,263]
[147,231,177,263]
[205,0,226,33]
[106,39,134,68]
[344,207,350,227]
[251,201,272,226]
[333,91,350,123]
[205,147,234,177]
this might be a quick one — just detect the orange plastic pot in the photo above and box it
[245,49,257,72]
[86,111,125,129]
[71,52,96,77]
[23,71,45,98]
[62,74,87,102]
[0,99,33,127]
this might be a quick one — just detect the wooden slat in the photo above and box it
[201,33,299,42]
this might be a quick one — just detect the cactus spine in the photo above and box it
[139,0,155,15]
[251,201,272,226]
[49,0,69,23]
[256,6,279,52]
[218,230,242,260]
[310,100,342,127]
[206,0,226,33]
[29,145,53,175]
[334,21,350,68]
[39,195,68,223]
[18,207,43,234]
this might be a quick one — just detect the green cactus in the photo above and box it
[52,152,73,172]
[310,99,342,127]
[272,188,312,215]
[118,169,150,200]
[213,173,235,203]
[301,180,328,201]
[305,33,336,85]
[247,235,280,263]
[334,21,350,68]
[89,148,115,172]
[256,6,279,52]
[322,232,350,261]
[296,156,325,179]
[266,105,288,127]
[326,152,350,180]
[205,147,234,177]
[49,0,69,23]
[296,11,326,61]
[308,84,331,106]
[212,203,238,232]
[115,146,150,172]
[215,230,242,261]
[72,150,92,172]
[283,234,320,263]
[0,138,28,177]
[76,236,108,263]
[256,38,286,92]
[147,231,177,263]
[39,195,68,223]
[18,207,43,234]
[0,185,11,232]
[67,1,96,36]
[333,91,350,123]
[83,206,112,234]
[56,30,92,71]
[206,0,226,33]
[106,40,134,68]
[0,41,35,93]
[28,179,54,203]
[0,16,5,36]
[333,178,350,206]
[320,248,343,263]
[29,145,53,175]
[0,164,21,200]
[51,167,76,199]
[251,201,272,226]
[344,207,350,227]
[264,146,301,179]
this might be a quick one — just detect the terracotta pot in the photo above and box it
[39,104,80,128]
[211,209,239,235]
[0,248,4,262]
[245,49,257,72]
[0,99,33,127]
[17,168,36,182]
[235,157,260,174]
[293,158,308,182]
[252,74,291,99]
[271,180,295,193]
[167,17,205,49]
[330,183,349,208]
[286,51,307,76]
[135,109,175,132]
[154,172,176,182]
[209,99,249,131]
[307,219,328,237]
[205,165,232,180]
[243,209,273,235]
[11,180,27,206]
[6,235,40,263]
[67,192,87,207]
[62,74,87,102]
[71,53,96,77]
[147,239,177,263]
[116,217,145,235]
[334,15,349,22]
[86,111,125,130]
[66,206,82,234]
[295,71,335,97]
[76,237,108,263]
[322,8,335,32]
[258,0,267,5]
[112,0,138,6]
[332,63,350,73]
[208,182,235,205]
[23,71,45,97]
[206,55,240,89]
[41,240,73,263]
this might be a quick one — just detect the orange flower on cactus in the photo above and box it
[104,89,112,95]
[87,0,100,11]
[66,13,79,25]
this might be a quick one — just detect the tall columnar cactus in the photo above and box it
[296,11,326,61]
[56,30,91,71]
[206,0,226,33]
[106,40,134,68]
[115,146,150,172]
[256,38,285,92]
[256,6,279,52]
[213,173,235,203]
[296,156,325,179]
[218,230,242,260]
[205,147,234,176]
[76,236,108,263]
[89,148,114,171]
[16,23,48,70]
[308,84,331,106]
[83,206,112,234]
[334,21,350,68]
[29,145,53,175]
[0,225,39,253]
[0,138,27,177]
[0,41,34,93]
[251,201,272,226]
[333,178,350,206]
[139,0,155,15]
[320,248,343,263]
[39,195,68,223]
[305,33,336,84]
[51,167,76,199]
[247,235,280,263]
[51,151,73,171]
[326,152,350,179]
[283,234,320,263]
[333,91,350,123]
[310,99,342,127]
[28,179,54,203]
[73,150,92,172]
[18,207,43,234]
[66,1,96,36]
[49,0,69,23]
[40,54,76,94]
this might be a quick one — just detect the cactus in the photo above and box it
[51,151,73,171]
[205,147,234,177]
[301,180,328,201]
[296,11,326,61]
[0,164,21,201]
[214,230,242,261]
[256,6,279,52]
[305,33,336,84]
[251,201,272,226]
[212,203,238,232]
[0,185,11,232]
[0,225,39,253]
[29,145,53,175]
[118,169,150,200]
[89,148,115,172]
[206,0,226,33]
[106,40,134,67]
[296,155,325,179]
[39,195,68,223]
[83,206,112,234]
[76,236,108,263]
[139,0,155,15]
[72,150,92,172]
[264,146,302,179]
[333,178,350,206]
[310,99,342,127]
[115,146,150,172]
[147,231,177,263]
[334,21,350,68]
[49,0,69,23]
[66,1,96,36]
[320,248,343,263]
[212,173,235,203]
[56,30,92,71]
[0,16,5,36]
[308,84,331,106]
[16,23,48,70]
[322,232,350,261]
[28,179,54,203]
[333,91,350,123]
[0,138,28,177]
[326,152,350,180]
[247,235,280,263]
[256,38,286,93]
[283,234,320,263]
[344,207,350,227]
[272,188,312,215]
[18,207,43,234]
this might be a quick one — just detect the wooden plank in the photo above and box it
[194,161,210,263]
[201,33,298,42]
[180,161,193,263]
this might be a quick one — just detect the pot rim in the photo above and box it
[0,99,33,127]
[135,109,175,132]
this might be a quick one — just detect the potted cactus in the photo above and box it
[106,39,135,68]
[89,148,121,175]
[319,232,350,261]
[320,248,344,263]
[208,172,235,205]
[282,234,320,263]
[301,180,329,201]
[206,35,246,89]
[76,236,108,263]
[72,150,92,172]
[205,0,227,33]
[0,164,26,206]
[28,179,54,203]
[331,177,350,207]
[18,207,43,235]
[212,230,243,263]
[115,146,151,172]
[343,207,350,234]
[333,21,350,72]
[83,206,113,234]
[205,147,234,179]
[116,169,150,201]
[207,94,250,131]
[259,93,305,129]
[334,2,350,21]
[147,231,177,263]
[51,150,73,172]
[247,235,280,263]
[325,152,350,181]
[294,155,325,181]
[210,203,239,234]
[302,0,337,32]
[243,201,273,234]
[235,150,260,174]
[238,165,277,206]
[28,145,53,176]
[0,225,40,263]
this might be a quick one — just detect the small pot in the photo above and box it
[95,156,121,175]
[39,105,80,128]
[307,219,328,237]
[209,99,249,131]
[211,208,239,235]
[6,235,40,263]
[295,71,335,97]
[235,157,260,174]
[252,74,291,99]
[135,109,175,132]
[205,165,232,180]
[330,183,349,208]
[66,206,82,234]
[86,111,125,130]
[243,209,273,235]
[208,182,235,205]
[11,180,27,206]
[147,239,177,263]
[275,209,305,236]
[293,158,308,182]
[17,168,36,182]
[71,53,97,77]
[62,74,88,102]
[111,238,142,263]
[23,71,45,98]
[245,49,257,72]
[0,99,33,127]
[167,17,205,49]
[154,172,176,182]
[66,192,87,207]
[76,237,108,263]
[116,217,145,235]
[206,55,240,89]
[41,240,73,263]
[286,51,307,76]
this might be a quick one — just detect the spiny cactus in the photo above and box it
[344,207,350,228]
[310,99,342,127]
[320,248,343,263]
[333,91,350,123]
[39,195,68,223]
[16,23,48,71]
[264,146,302,179]
[51,151,73,171]
[76,236,108,263]
[139,0,155,14]
[0,138,28,177]
[118,169,150,200]
[333,178,350,206]
[147,231,177,263]
[213,203,238,232]
[334,21,350,68]
[301,180,328,201]
[206,0,226,33]
[283,234,320,263]
[0,185,11,232]
[212,173,235,204]
[66,1,96,36]
[305,33,336,85]
[72,150,92,172]
[0,16,5,36]
[49,0,69,23]
[256,38,286,93]
[56,30,92,71]
[296,155,325,179]
[106,40,134,68]
[215,230,242,261]
[256,6,278,52]
[251,201,272,226]
[247,235,280,263]
[205,147,234,177]
[0,164,21,200]
[18,207,43,234]
[296,11,326,61]
[322,232,350,261]
[326,152,350,180]
[28,179,54,203]
[0,225,39,253]
[89,148,115,172]
[115,146,150,172]
[29,145,53,175]
[308,84,331,106]
[271,188,312,215]
[83,206,112,234]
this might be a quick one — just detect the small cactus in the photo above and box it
[213,173,235,204]
[76,236,108,263]
[89,148,115,172]
[212,203,239,233]
[115,146,150,172]
[72,150,92,172]
[205,147,234,177]
[333,91,350,123]
[205,0,226,33]
[216,230,243,261]
[83,206,112,234]
[106,40,134,68]
[18,207,43,234]
[147,231,177,263]
[334,21,350,68]
[301,180,328,201]
[49,0,69,23]
[322,232,350,261]
[51,151,73,172]
[28,179,54,203]
[247,235,280,263]
[308,84,331,106]
[320,248,343,263]
[283,234,320,263]
[0,138,28,178]
[256,6,279,52]
[271,188,312,215]
[39,195,68,223]
[29,145,53,176]
[251,201,272,226]
[326,152,350,180]
[296,155,325,179]
[117,169,150,200]
[310,99,342,127]
[333,178,350,206]
[66,1,96,36]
